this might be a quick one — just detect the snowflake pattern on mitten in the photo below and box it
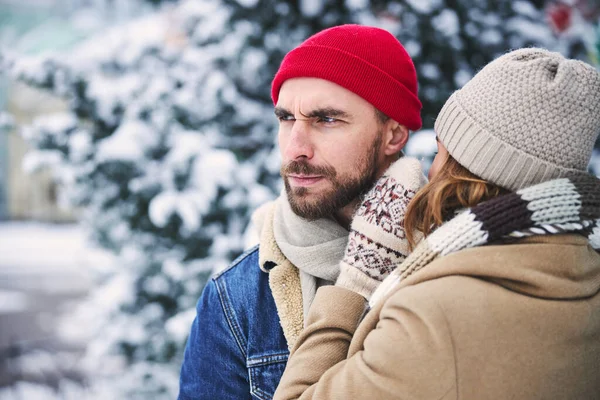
[355,175,417,239]
[343,173,419,281]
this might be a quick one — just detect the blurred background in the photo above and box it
[0,0,598,398]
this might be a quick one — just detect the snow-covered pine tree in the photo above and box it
[4,2,276,397]
[3,0,596,398]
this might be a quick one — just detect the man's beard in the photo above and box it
[281,134,382,220]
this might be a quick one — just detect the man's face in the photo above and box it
[275,78,388,220]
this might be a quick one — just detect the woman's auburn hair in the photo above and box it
[404,154,509,250]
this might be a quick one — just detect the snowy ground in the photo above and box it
[0,222,113,399]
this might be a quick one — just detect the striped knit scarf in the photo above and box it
[370,175,600,307]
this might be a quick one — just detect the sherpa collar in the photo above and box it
[253,201,303,351]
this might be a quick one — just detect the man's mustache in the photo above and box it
[280,160,336,179]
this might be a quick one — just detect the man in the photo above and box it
[178,24,422,400]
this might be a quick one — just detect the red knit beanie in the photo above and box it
[271,24,422,131]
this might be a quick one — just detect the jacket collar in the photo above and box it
[253,201,288,272]
[254,201,304,351]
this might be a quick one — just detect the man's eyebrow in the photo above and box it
[302,107,350,119]
[274,106,351,120]
[274,107,292,118]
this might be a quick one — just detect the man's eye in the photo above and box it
[318,116,337,124]
[278,115,295,122]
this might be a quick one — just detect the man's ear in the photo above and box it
[383,120,409,156]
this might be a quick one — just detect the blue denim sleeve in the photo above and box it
[178,279,251,400]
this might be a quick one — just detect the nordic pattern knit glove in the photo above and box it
[336,157,427,300]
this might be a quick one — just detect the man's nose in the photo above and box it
[283,121,314,161]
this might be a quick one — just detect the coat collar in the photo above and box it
[400,234,600,300]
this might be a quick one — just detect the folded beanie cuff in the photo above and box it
[434,95,588,192]
[271,45,422,131]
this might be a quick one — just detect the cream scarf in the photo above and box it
[273,192,349,320]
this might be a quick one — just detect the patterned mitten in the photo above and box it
[336,157,427,300]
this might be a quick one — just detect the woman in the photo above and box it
[273,48,600,399]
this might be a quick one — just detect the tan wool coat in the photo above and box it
[274,234,600,400]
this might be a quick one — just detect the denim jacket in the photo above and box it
[178,246,290,400]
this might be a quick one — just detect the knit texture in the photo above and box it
[273,192,347,320]
[336,157,427,299]
[271,24,422,130]
[370,174,600,306]
[435,48,600,191]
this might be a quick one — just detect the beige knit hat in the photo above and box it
[434,48,600,191]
